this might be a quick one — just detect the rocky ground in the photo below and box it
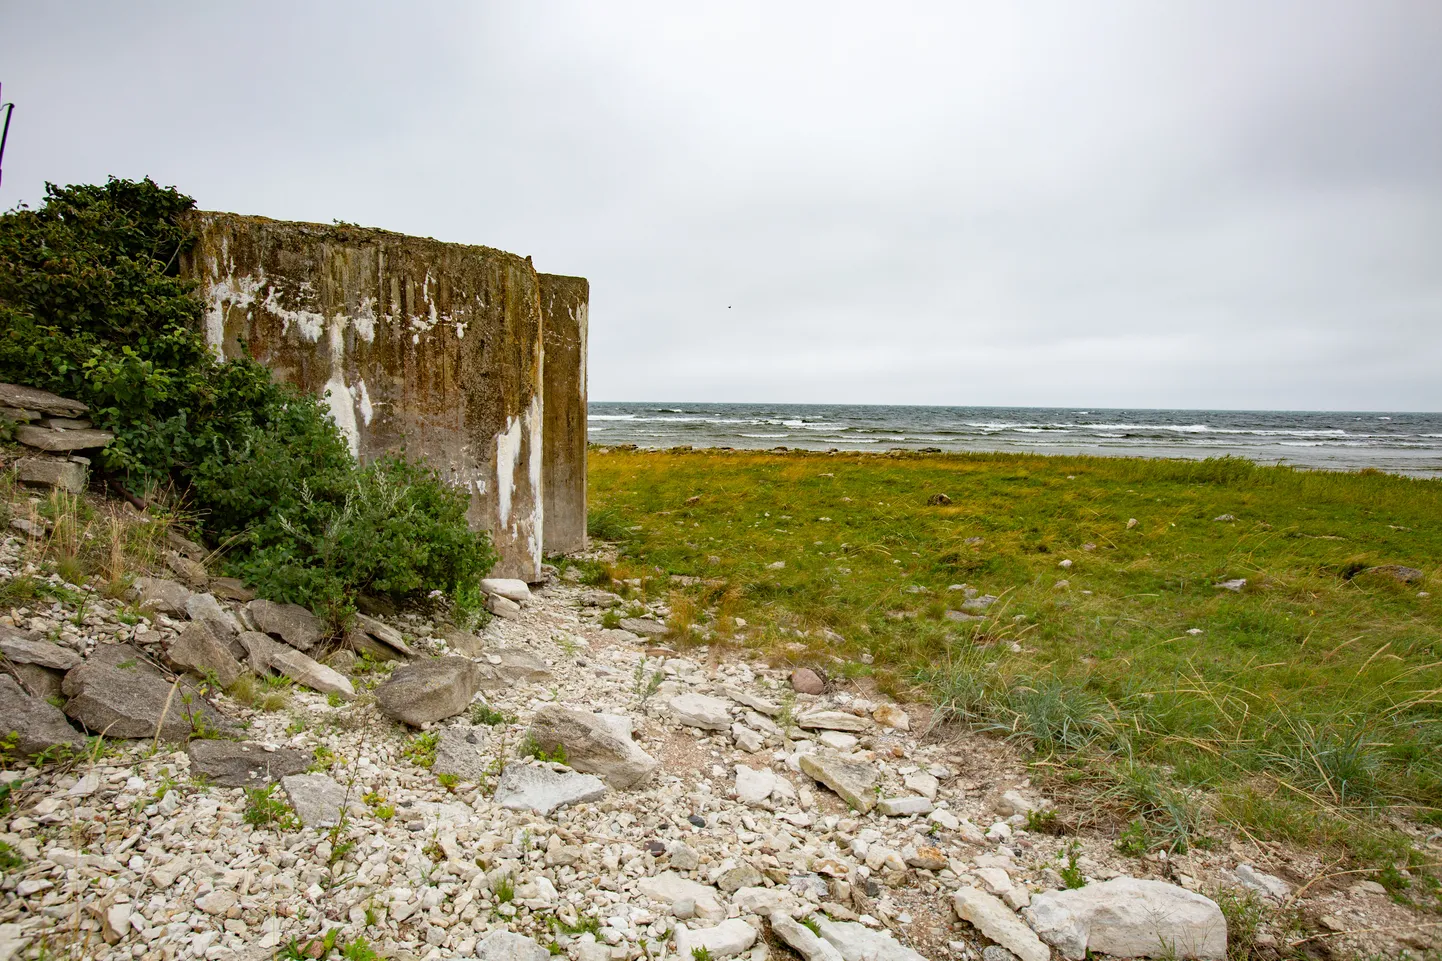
[1,532,1438,961]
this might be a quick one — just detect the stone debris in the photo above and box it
[239,630,355,699]
[280,773,352,827]
[953,887,1050,961]
[133,576,192,615]
[13,457,87,492]
[246,598,324,650]
[1233,863,1292,900]
[481,577,533,603]
[800,753,880,813]
[62,645,227,741]
[493,763,607,815]
[790,667,826,693]
[669,691,732,730]
[164,620,246,688]
[0,628,82,671]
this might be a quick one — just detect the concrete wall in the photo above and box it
[539,274,589,554]
[181,212,547,581]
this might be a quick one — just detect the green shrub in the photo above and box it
[0,176,496,619]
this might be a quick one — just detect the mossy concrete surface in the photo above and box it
[539,274,589,554]
[181,212,548,580]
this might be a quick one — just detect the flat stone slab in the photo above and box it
[797,711,870,732]
[433,726,493,781]
[494,763,607,815]
[953,887,1049,961]
[1024,877,1227,961]
[619,618,668,637]
[246,599,323,651]
[798,754,879,813]
[14,457,87,492]
[480,578,532,603]
[878,796,933,817]
[669,692,732,730]
[0,676,85,759]
[14,425,114,451]
[0,383,88,417]
[476,930,551,961]
[0,628,82,671]
[526,705,658,789]
[280,773,349,827]
[188,740,309,788]
[238,632,354,699]
[165,621,245,688]
[62,647,227,742]
[134,577,192,616]
[815,917,928,961]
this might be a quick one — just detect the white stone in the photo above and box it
[818,730,859,751]
[903,772,939,800]
[877,796,933,817]
[815,917,928,961]
[676,919,757,960]
[769,912,844,961]
[670,692,732,731]
[796,711,869,732]
[952,887,1049,961]
[493,763,607,815]
[1023,877,1227,960]
[735,765,777,805]
[1233,864,1291,900]
[476,930,551,961]
[481,578,532,603]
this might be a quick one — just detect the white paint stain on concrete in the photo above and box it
[202,269,263,357]
[263,286,326,343]
[355,379,374,426]
[494,414,524,528]
[575,303,589,398]
[354,298,377,343]
[525,393,544,572]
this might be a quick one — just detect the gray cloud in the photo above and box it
[4,1,1439,409]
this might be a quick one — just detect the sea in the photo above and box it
[589,403,1442,478]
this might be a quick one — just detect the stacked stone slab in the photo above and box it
[181,213,590,582]
[539,274,589,554]
[0,383,112,494]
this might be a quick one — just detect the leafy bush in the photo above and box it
[0,177,495,618]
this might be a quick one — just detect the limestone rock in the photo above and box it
[872,704,910,730]
[209,577,255,602]
[187,740,310,788]
[717,863,764,892]
[903,842,948,870]
[14,458,86,492]
[494,763,607,815]
[1023,877,1227,960]
[815,917,928,961]
[797,711,869,732]
[799,754,878,813]
[670,692,732,730]
[247,599,323,651]
[481,578,532,603]
[0,676,84,758]
[770,912,844,961]
[14,425,114,451]
[878,795,933,817]
[639,872,720,912]
[62,647,226,741]
[280,773,349,827]
[492,648,552,683]
[0,383,88,417]
[476,930,551,961]
[994,790,1040,817]
[675,919,757,960]
[11,662,64,700]
[440,625,485,656]
[433,726,492,781]
[134,577,192,616]
[488,594,522,619]
[619,617,668,637]
[732,723,766,753]
[580,590,622,608]
[525,705,658,788]
[375,656,481,725]
[0,628,81,671]
[185,592,240,637]
[163,551,208,588]
[904,772,939,800]
[735,764,777,804]
[165,621,245,688]
[238,632,354,700]
[1233,864,1291,900]
[952,887,1050,961]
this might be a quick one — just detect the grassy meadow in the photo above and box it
[583,448,1442,875]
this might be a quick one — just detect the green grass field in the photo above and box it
[584,448,1442,874]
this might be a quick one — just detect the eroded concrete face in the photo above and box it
[182,213,546,581]
[539,274,589,555]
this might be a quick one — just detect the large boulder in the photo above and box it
[62,646,227,741]
[375,657,482,726]
[245,599,323,651]
[237,632,354,699]
[0,676,85,758]
[187,740,310,788]
[493,763,607,815]
[525,705,658,789]
[1024,878,1227,960]
[480,578,532,603]
[164,621,245,688]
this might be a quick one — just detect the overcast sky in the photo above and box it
[3,2,1440,410]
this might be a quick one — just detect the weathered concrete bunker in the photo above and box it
[539,274,589,554]
[181,213,588,582]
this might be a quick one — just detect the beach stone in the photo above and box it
[14,425,113,451]
[476,930,550,961]
[799,754,878,813]
[526,705,658,788]
[770,912,844,961]
[187,740,310,787]
[375,656,481,725]
[670,692,732,730]
[790,668,825,694]
[164,620,245,688]
[185,592,240,637]
[481,578,532,603]
[1023,878,1227,960]
[0,676,84,758]
[797,711,869,732]
[815,917,928,961]
[619,617,668,637]
[953,887,1049,961]
[676,920,757,960]
[280,773,349,827]
[0,628,81,671]
[134,577,192,616]
[246,599,323,651]
[488,594,522,619]
[14,457,86,492]
[0,383,87,417]
[62,647,226,741]
[494,762,607,815]
[239,632,354,700]
[878,796,933,817]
